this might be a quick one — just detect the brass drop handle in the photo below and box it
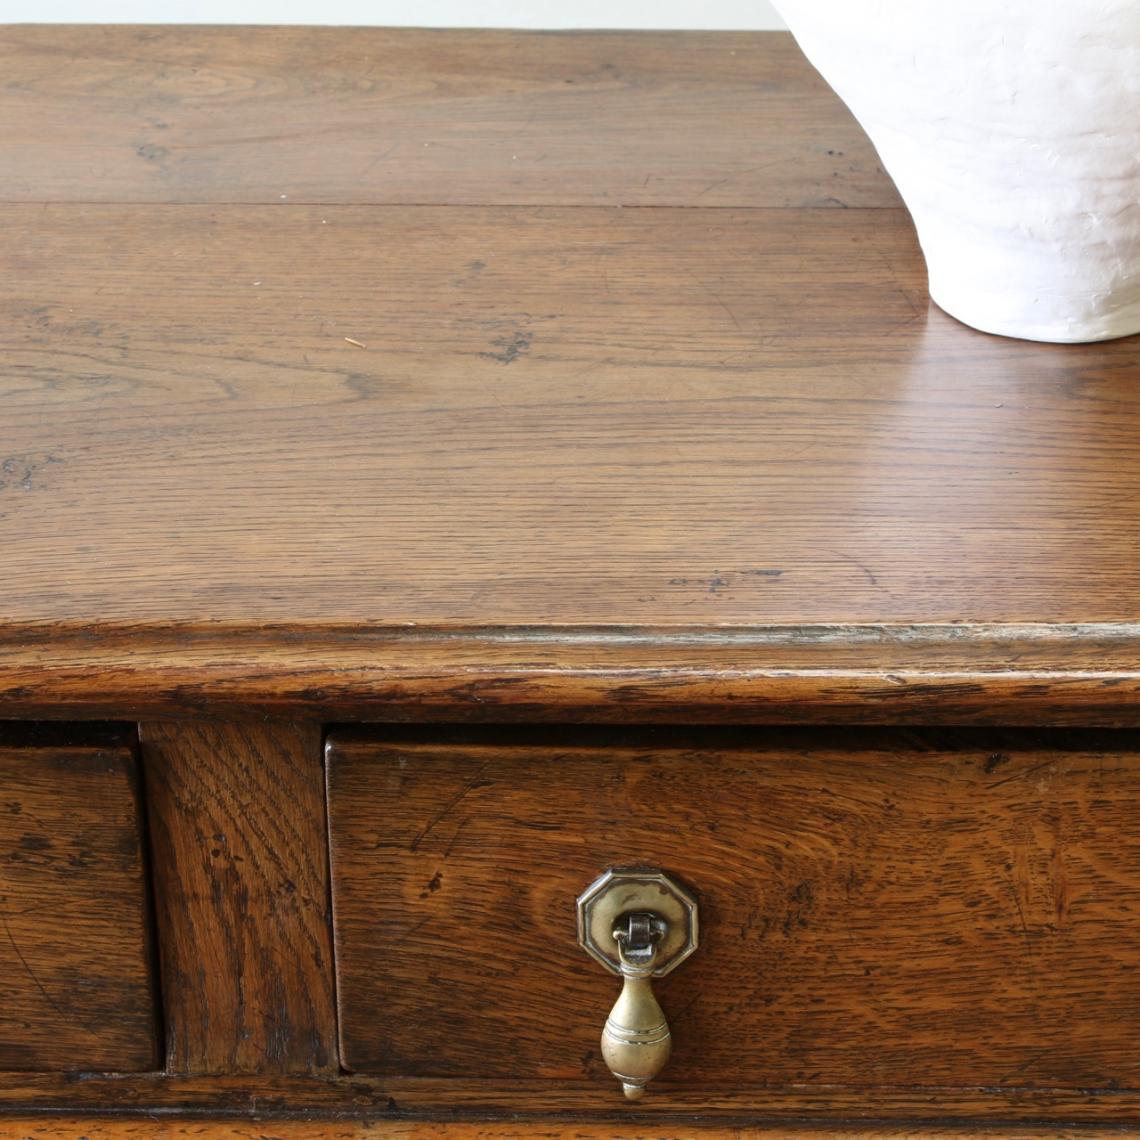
[577,868,699,1101]
[602,911,671,1099]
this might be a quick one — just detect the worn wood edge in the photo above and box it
[0,1120,1135,1140]
[1,622,1140,723]
[8,1076,1140,1125]
[322,723,1140,755]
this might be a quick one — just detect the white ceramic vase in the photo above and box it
[772,0,1140,343]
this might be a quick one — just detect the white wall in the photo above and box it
[0,0,785,28]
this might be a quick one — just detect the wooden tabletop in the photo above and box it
[2,26,1139,719]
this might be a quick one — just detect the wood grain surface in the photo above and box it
[9,1070,1140,1124]
[140,721,335,1074]
[3,202,1139,634]
[2,27,1140,719]
[0,28,896,208]
[329,729,1140,1089]
[2,1120,1131,1140]
[0,738,159,1071]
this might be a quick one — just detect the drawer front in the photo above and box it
[328,729,1140,1091]
[0,733,159,1071]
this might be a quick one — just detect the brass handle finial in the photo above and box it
[576,868,699,1101]
[602,912,671,1099]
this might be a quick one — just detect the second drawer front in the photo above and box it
[327,729,1140,1089]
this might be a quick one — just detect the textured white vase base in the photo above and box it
[928,282,1140,345]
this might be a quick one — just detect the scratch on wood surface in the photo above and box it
[988,758,1059,791]
[0,910,95,1038]
[408,763,493,852]
[684,266,744,331]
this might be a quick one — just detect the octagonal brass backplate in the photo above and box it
[576,867,698,977]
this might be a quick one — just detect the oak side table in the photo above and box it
[3,24,1140,1139]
